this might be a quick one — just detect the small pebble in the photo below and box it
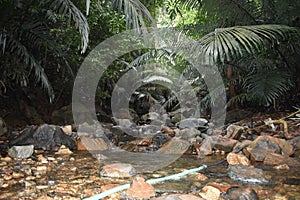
[3,174,13,181]
[274,164,289,170]
[36,185,49,189]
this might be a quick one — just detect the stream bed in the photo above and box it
[1,150,299,199]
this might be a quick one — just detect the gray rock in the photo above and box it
[198,136,238,156]
[179,128,201,141]
[113,118,133,128]
[223,187,258,200]
[178,118,208,129]
[8,145,34,159]
[100,163,136,178]
[9,124,76,151]
[227,165,268,184]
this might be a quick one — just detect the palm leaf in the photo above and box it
[243,68,294,106]
[50,0,89,53]
[107,0,156,32]
[7,36,55,103]
[193,24,300,64]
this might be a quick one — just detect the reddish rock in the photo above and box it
[125,176,155,199]
[100,163,136,178]
[101,184,120,199]
[77,137,108,151]
[245,136,293,162]
[227,152,251,166]
[263,153,300,167]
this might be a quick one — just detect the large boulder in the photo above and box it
[245,136,294,162]
[9,124,76,151]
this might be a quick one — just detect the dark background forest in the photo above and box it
[0,0,300,127]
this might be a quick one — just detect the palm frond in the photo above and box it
[50,0,89,53]
[0,29,7,54]
[107,0,156,32]
[7,36,55,103]
[243,68,294,106]
[193,24,300,64]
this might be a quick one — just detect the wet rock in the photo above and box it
[223,187,258,200]
[178,118,208,129]
[8,145,34,159]
[9,124,76,151]
[263,153,300,167]
[125,176,155,199]
[227,165,268,184]
[288,136,300,157]
[199,185,221,200]
[225,124,245,140]
[198,136,238,156]
[245,136,293,162]
[179,128,201,141]
[152,194,204,200]
[157,138,190,154]
[100,163,136,178]
[227,152,251,166]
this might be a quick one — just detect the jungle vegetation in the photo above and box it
[0,0,300,122]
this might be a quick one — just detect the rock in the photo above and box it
[100,163,136,178]
[225,124,245,140]
[157,138,190,155]
[198,136,238,156]
[227,152,251,166]
[101,184,120,199]
[152,194,204,200]
[178,118,208,129]
[60,125,72,135]
[263,153,300,167]
[199,185,221,200]
[223,187,258,200]
[112,118,133,128]
[55,145,73,155]
[245,136,293,162]
[125,176,155,199]
[288,136,300,157]
[227,165,268,184]
[179,128,201,141]
[273,164,290,170]
[142,112,160,121]
[76,137,108,151]
[9,124,76,151]
[8,145,34,159]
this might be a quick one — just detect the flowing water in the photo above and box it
[0,150,299,199]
